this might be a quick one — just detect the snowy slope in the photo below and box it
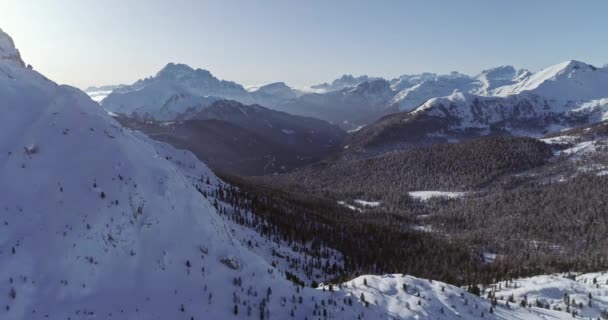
[473,66,531,95]
[0,28,371,320]
[325,274,580,320]
[492,60,608,101]
[390,67,532,112]
[389,72,438,92]
[490,272,608,319]
[390,72,475,111]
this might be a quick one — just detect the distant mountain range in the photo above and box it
[346,60,608,156]
[91,60,608,136]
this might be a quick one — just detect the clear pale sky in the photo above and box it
[1,0,607,89]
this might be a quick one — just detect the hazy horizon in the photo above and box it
[1,0,607,89]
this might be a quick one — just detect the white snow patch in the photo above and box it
[409,191,467,201]
[354,199,381,207]
[337,201,363,212]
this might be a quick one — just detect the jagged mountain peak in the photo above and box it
[477,65,517,79]
[0,28,25,67]
[349,78,391,93]
[538,60,601,80]
[310,74,372,92]
[155,62,214,80]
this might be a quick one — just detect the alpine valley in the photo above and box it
[3,23,608,320]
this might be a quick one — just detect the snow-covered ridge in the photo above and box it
[492,60,608,101]
[0,28,25,67]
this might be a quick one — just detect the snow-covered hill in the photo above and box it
[489,272,608,319]
[0,27,369,320]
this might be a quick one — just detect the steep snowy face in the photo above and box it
[389,72,438,92]
[492,60,608,101]
[0,28,25,67]
[411,90,594,136]
[0,34,250,319]
[346,78,394,105]
[473,66,531,95]
[0,30,310,320]
[390,73,476,111]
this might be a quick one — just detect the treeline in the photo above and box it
[219,174,482,286]
[217,171,603,287]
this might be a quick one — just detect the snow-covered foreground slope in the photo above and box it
[490,272,608,319]
[325,274,586,320]
[0,28,369,320]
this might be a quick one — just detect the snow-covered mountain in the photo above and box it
[389,67,531,112]
[249,81,299,105]
[100,63,248,119]
[389,72,475,111]
[274,78,397,129]
[475,66,531,95]
[389,72,438,92]
[347,61,608,155]
[100,64,301,120]
[492,60,608,100]
[0,27,368,320]
[309,74,374,93]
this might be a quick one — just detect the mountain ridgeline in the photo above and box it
[114,100,347,175]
